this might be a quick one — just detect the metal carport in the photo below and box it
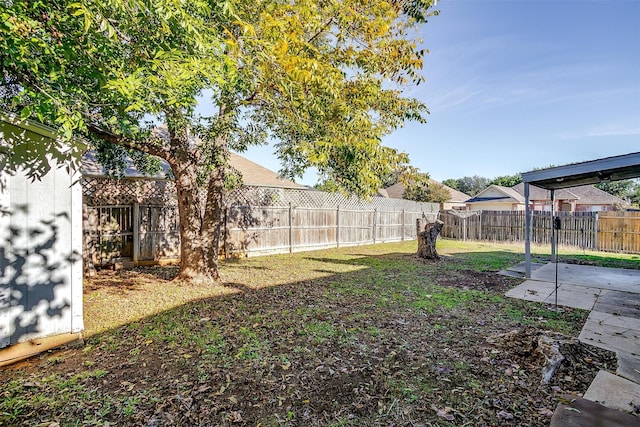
[522,152,640,278]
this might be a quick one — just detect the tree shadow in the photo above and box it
[0,246,607,426]
[1,203,80,348]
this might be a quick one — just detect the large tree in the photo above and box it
[489,173,522,188]
[1,0,435,282]
[442,175,490,197]
[403,174,450,204]
[595,179,637,200]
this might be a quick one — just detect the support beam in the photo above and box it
[525,183,531,278]
[551,189,556,263]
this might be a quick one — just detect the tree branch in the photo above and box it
[86,123,168,159]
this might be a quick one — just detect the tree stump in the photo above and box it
[416,218,444,260]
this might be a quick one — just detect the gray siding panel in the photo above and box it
[0,124,83,348]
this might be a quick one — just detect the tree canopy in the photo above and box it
[403,174,450,204]
[1,0,437,281]
[489,173,522,188]
[442,175,490,196]
[595,179,637,200]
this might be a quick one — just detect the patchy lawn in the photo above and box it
[0,240,628,426]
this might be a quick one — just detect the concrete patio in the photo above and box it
[503,262,640,422]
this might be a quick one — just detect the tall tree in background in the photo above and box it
[489,173,522,188]
[1,0,436,282]
[595,180,636,200]
[441,175,489,196]
[403,175,450,204]
[441,178,460,191]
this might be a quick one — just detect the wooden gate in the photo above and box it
[137,205,180,261]
[86,205,133,265]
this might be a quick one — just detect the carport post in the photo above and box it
[525,183,531,278]
[551,189,556,263]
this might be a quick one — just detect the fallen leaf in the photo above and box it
[436,407,454,421]
[538,407,554,417]
[227,411,242,423]
[497,410,514,420]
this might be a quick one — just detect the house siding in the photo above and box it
[1,119,83,350]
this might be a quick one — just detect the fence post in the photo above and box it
[289,202,293,254]
[336,205,340,248]
[593,212,599,251]
[222,206,230,259]
[478,211,482,241]
[401,209,405,241]
[133,202,140,265]
[463,216,467,242]
[373,208,377,244]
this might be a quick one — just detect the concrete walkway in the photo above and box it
[503,262,640,420]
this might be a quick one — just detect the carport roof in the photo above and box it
[521,152,640,190]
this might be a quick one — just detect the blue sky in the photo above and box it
[238,0,640,185]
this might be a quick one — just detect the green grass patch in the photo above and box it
[4,239,635,426]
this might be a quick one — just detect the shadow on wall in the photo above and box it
[0,203,82,348]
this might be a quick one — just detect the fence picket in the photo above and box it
[440,210,640,254]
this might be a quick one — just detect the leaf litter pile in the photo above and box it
[0,242,619,426]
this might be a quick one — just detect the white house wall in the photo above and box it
[468,202,523,211]
[0,122,83,348]
[479,188,509,198]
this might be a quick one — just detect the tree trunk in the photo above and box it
[201,147,226,279]
[416,218,444,260]
[167,128,223,283]
[171,161,218,283]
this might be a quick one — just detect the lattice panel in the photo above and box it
[226,186,439,213]
[83,177,177,206]
[84,177,438,215]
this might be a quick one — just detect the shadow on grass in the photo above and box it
[6,245,629,426]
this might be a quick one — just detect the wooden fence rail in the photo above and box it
[87,203,439,265]
[598,211,640,253]
[224,205,437,256]
[440,210,640,254]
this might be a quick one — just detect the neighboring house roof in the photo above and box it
[466,185,525,203]
[81,150,306,189]
[511,183,578,201]
[511,183,627,206]
[380,180,471,202]
[376,188,389,198]
[383,182,406,199]
[442,181,472,203]
[569,185,627,205]
[82,151,171,179]
[227,152,305,189]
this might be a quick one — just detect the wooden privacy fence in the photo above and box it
[441,210,640,254]
[83,179,440,266]
[598,211,640,253]
[223,204,433,256]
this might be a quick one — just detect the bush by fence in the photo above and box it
[440,210,640,254]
